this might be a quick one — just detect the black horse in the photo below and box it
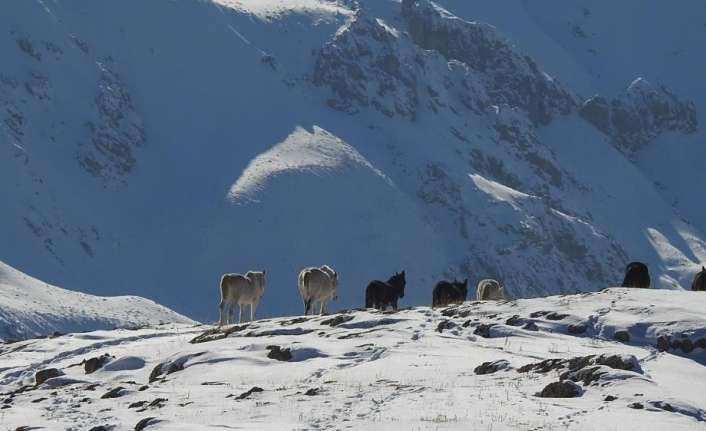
[692,266,706,291]
[432,279,468,308]
[365,271,406,311]
[621,262,650,288]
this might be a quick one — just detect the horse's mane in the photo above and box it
[387,272,405,287]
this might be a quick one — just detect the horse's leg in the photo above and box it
[319,301,325,315]
[239,304,244,324]
[251,300,257,321]
[218,301,225,327]
[227,303,234,325]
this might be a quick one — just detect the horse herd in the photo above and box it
[217,262,706,325]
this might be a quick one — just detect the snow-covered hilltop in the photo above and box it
[1,289,705,429]
[2,0,706,320]
[0,260,193,342]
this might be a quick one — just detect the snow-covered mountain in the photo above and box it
[2,0,705,321]
[1,289,705,429]
[0,260,193,342]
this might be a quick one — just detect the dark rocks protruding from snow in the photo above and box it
[266,345,292,361]
[545,312,569,321]
[34,368,63,386]
[519,353,641,385]
[473,323,494,338]
[649,401,675,412]
[129,398,166,411]
[580,78,697,153]
[436,320,456,333]
[101,386,126,399]
[148,352,204,383]
[604,395,618,402]
[655,334,702,354]
[234,387,264,400]
[505,315,522,326]
[613,330,630,343]
[593,354,640,372]
[134,417,158,431]
[474,359,510,375]
[562,365,607,385]
[523,322,539,331]
[85,353,113,374]
[671,337,694,353]
[628,402,644,410]
[281,317,310,326]
[536,381,582,398]
[190,325,248,344]
[148,364,168,384]
[656,335,671,352]
[320,315,354,327]
[304,388,320,396]
[567,324,587,335]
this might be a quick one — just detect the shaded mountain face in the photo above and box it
[1,0,704,320]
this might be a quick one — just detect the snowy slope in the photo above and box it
[1,0,705,321]
[0,260,193,342]
[1,289,705,429]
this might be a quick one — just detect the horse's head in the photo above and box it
[246,270,266,291]
[460,278,469,294]
[391,270,406,298]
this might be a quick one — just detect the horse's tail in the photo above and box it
[302,271,312,314]
[365,284,373,308]
[431,288,439,308]
[219,274,230,300]
[476,282,485,301]
[298,270,306,294]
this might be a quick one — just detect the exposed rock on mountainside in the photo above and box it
[580,78,697,153]
[78,61,146,183]
[401,0,576,125]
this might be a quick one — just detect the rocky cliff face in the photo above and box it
[580,78,697,154]
[401,0,576,125]
[313,11,420,118]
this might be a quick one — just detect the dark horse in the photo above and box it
[432,279,468,308]
[621,262,650,288]
[693,266,706,291]
[365,271,406,311]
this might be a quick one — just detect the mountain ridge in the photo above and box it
[1,0,704,321]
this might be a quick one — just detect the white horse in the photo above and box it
[476,279,505,301]
[218,271,266,325]
[298,265,338,315]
